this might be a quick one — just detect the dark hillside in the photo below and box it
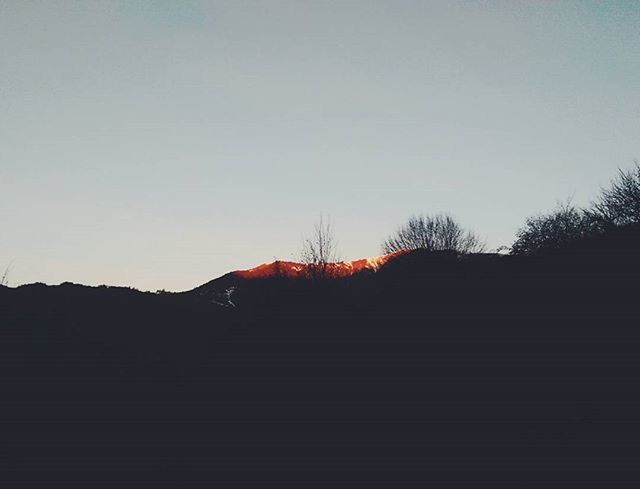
[2,239,640,486]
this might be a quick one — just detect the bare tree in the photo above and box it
[1,264,10,286]
[382,214,485,255]
[301,216,339,280]
[591,163,640,227]
[511,201,597,256]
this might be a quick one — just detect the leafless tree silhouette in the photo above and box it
[591,163,640,227]
[382,214,485,254]
[511,201,596,256]
[1,264,10,286]
[301,216,339,280]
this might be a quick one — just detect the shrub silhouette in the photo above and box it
[382,214,485,255]
[512,164,640,256]
[511,202,596,256]
[591,163,640,227]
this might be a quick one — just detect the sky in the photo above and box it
[1,0,639,291]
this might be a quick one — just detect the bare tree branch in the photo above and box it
[382,214,485,255]
[511,201,597,256]
[301,216,339,280]
[591,162,640,227]
[1,263,11,286]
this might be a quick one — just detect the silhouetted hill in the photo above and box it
[0,281,235,371]
[187,250,406,307]
[2,240,640,486]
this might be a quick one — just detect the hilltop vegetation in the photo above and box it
[2,164,640,486]
[511,163,640,256]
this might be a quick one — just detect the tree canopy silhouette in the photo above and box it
[511,202,596,256]
[382,214,485,255]
[511,164,640,256]
[592,163,640,227]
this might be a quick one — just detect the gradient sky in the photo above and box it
[1,0,639,291]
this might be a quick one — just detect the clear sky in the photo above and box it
[1,0,639,291]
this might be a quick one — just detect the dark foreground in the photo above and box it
[2,235,640,487]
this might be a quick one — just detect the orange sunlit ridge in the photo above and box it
[234,250,407,279]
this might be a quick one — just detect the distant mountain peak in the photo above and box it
[233,250,407,279]
[188,249,408,306]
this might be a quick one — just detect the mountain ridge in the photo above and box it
[186,249,408,307]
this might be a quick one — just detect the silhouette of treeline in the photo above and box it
[294,164,640,277]
[511,163,640,256]
[2,164,640,486]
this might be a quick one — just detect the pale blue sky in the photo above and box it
[1,0,639,291]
